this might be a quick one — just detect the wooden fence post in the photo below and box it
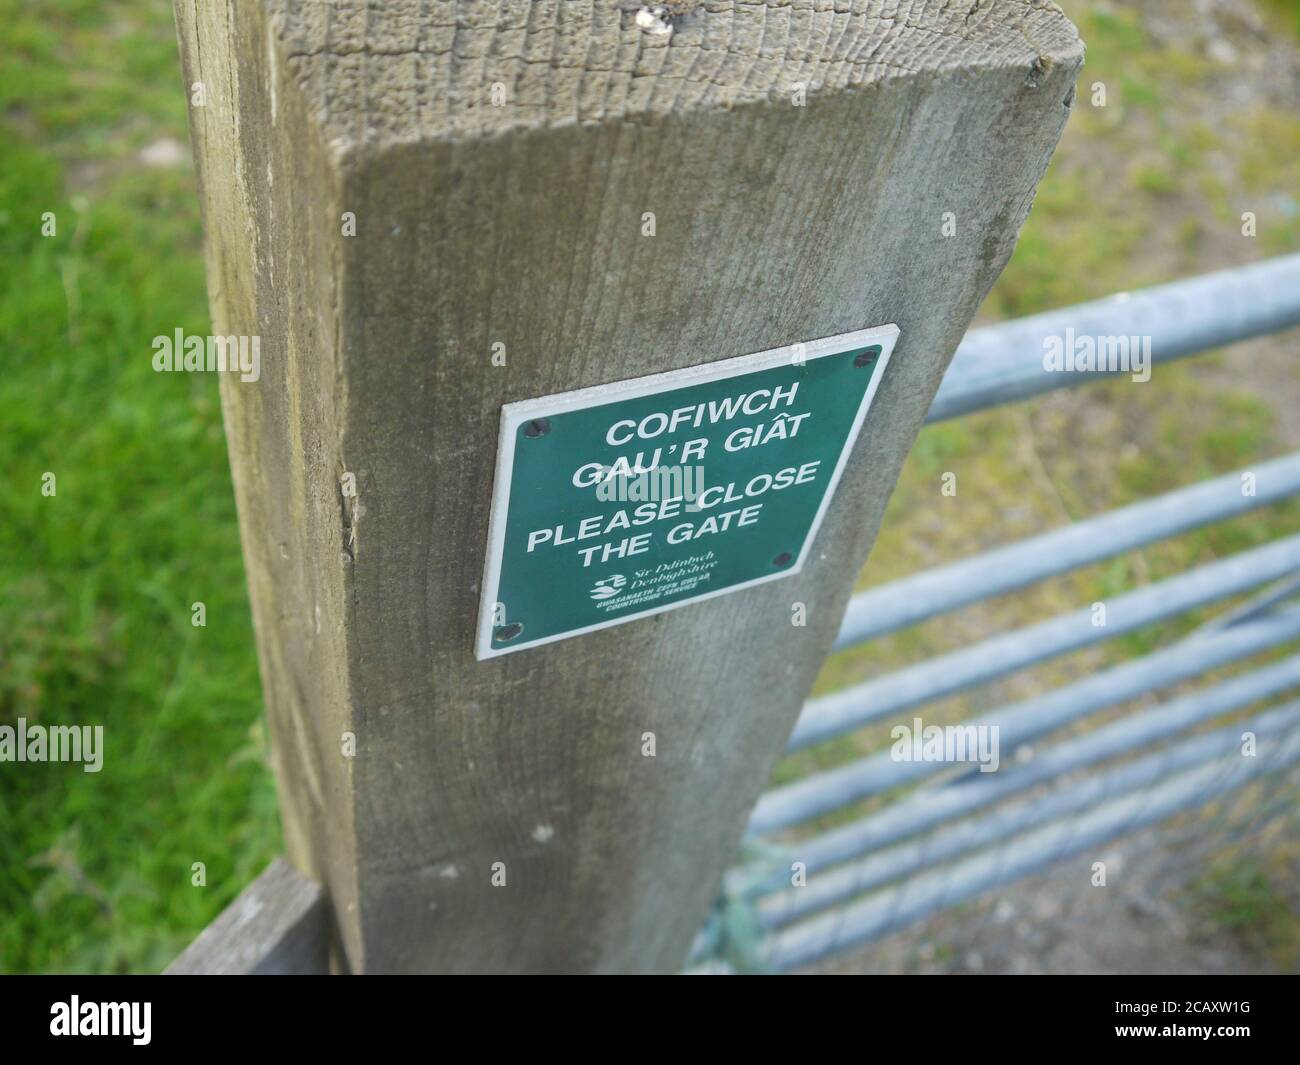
[172,1,1082,973]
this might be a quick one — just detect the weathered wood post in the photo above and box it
[173,1,1081,973]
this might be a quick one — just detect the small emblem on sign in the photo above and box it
[590,574,627,601]
[476,325,899,658]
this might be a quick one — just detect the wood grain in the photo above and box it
[172,0,1081,972]
[165,859,329,974]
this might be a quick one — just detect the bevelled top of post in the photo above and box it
[269,0,1083,151]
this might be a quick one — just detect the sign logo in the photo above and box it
[590,574,627,600]
[477,325,899,659]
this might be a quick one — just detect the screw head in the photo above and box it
[523,418,551,438]
[494,622,524,642]
[853,346,881,368]
[773,552,793,567]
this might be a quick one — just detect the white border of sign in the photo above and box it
[475,324,900,660]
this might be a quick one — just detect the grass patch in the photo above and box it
[0,3,278,973]
[1191,857,1300,966]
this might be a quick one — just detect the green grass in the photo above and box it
[0,1,278,973]
[1191,856,1300,966]
[1260,0,1300,39]
[2,0,1298,973]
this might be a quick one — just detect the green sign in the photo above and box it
[476,325,899,659]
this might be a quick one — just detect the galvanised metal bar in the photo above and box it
[794,534,1300,751]
[834,450,1300,650]
[758,700,1300,929]
[740,652,1300,894]
[751,611,1300,835]
[1193,571,1300,636]
[927,254,1300,423]
[765,728,1300,971]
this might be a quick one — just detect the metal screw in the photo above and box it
[494,622,524,641]
[773,552,793,567]
[523,418,551,438]
[853,346,881,368]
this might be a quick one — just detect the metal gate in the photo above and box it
[693,253,1300,972]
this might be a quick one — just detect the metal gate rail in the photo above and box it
[696,255,1300,972]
